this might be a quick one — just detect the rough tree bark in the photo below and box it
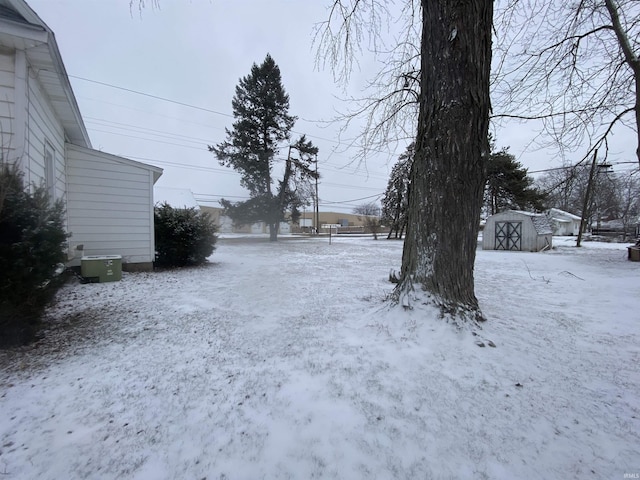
[395,0,493,323]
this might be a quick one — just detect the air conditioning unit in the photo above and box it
[81,255,122,283]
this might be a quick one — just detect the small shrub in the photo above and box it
[0,162,68,347]
[154,203,218,268]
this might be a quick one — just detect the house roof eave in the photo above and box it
[2,0,92,148]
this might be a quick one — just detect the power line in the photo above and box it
[85,116,218,144]
[71,75,235,119]
[84,113,390,181]
[320,193,383,205]
[70,74,406,159]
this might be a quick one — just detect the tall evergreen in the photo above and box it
[210,54,316,240]
[381,144,413,239]
[485,146,547,215]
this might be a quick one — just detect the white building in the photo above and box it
[547,208,582,236]
[1,0,162,270]
[483,210,553,252]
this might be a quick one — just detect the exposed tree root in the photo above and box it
[390,277,487,330]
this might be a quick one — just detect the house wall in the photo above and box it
[483,211,546,251]
[24,63,65,199]
[0,47,66,200]
[548,209,582,236]
[0,47,15,156]
[65,144,156,268]
[551,219,569,236]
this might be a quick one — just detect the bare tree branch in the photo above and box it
[493,0,639,166]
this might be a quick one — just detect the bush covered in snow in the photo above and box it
[154,202,218,268]
[0,162,68,347]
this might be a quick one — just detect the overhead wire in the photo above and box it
[71,74,407,161]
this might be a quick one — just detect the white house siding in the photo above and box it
[0,48,15,159]
[0,48,65,199]
[66,144,159,268]
[24,64,65,199]
[548,208,581,236]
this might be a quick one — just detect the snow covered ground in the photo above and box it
[1,236,639,479]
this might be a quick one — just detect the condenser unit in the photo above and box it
[81,255,122,283]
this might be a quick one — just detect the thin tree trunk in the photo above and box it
[269,223,278,241]
[273,154,294,242]
[395,0,492,323]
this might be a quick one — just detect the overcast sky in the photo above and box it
[27,0,638,213]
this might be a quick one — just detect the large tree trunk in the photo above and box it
[395,0,492,323]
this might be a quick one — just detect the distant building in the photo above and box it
[198,206,376,234]
[547,208,582,236]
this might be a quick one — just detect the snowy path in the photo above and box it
[1,237,639,479]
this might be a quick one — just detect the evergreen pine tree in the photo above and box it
[381,144,413,239]
[1,162,68,346]
[210,54,317,241]
[485,146,547,215]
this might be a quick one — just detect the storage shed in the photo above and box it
[483,210,553,252]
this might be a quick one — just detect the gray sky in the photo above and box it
[27,0,638,213]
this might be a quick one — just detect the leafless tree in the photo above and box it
[537,162,636,233]
[353,201,382,239]
[616,171,640,239]
[492,0,640,167]
[536,164,582,213]
[353,201,380,217]
[318,1,493,324]
[314,1,421,162]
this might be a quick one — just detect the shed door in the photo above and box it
[495,221,522,251]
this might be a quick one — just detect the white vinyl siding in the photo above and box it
[25,69,65,197]
[66,144,157,265]
[44,140,55,200]
[0,48,15,158]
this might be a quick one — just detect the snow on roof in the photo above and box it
[491,210,553,235]
[530,214,553,235]
[154,186,200,209]
[548,208,582,221]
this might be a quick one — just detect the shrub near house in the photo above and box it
[0,163,68,346]
[154,203,218,268]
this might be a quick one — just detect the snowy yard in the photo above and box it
[1,236,639,479]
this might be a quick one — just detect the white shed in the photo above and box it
[483,210,553,252]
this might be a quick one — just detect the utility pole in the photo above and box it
[314,153,319,235]
[577,149,598,247]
